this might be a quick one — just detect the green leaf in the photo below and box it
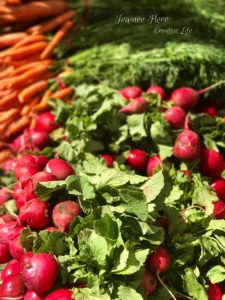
[141,170,164,203]
[66,175,95,199]
[117,285,144,300]
[36,180,66,201]
[207,265,225,283]
[183,268,207,300]
[127,114,147,141]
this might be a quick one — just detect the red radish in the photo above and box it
[146,85,166,99]
[120,86,142,100]
[0,274,24,298]
[165,106,186,129]
[147,246,171,274]
[0,214,14,223]
[16,194,27,210]
[55,76,67,90]
[45,288,73,300]
[119,97,148,114]
[101,154,114,168]
[127,149,147,170]
[10,134,27,153]
[45,226,59,232]
[2,158,17,173]
[19,198,51,230]
[23,253,58,293]
[14,162,40,180]
[208,283,223,300]
[17,154,48,168]
[23,182,37,202]
[12,183,23,201]
[0,188,11,206]
[201,105,218,117]
[45,158,74,180]
[53,200,81,232]
[19,252,34,269]
[0,222,24,242]
[171,81,225,110]
[0,242,11,263]
[9,235,24,259]
[212,200,225,219]
[34,112,58,133]
[142,270,157,296]
[24,290,44,300]
[26,130,50,150]
[173,130,200,161]
[200,148,225,178]
[154,215,169,231]
[178,169,192,179]
[147,154,162,176]
[1,259,21,281]
[211,179,225,201]
[35,155,49,168]
[31,171,57,189]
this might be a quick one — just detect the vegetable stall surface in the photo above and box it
[0,81,224,299]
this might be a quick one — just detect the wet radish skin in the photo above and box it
[45,288,73,300]
[142,270,157,296]
[147,246,171,274]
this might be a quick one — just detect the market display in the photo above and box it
[0,0,224,299]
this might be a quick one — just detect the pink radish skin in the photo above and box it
[211,179,225,201]
[0,274,24,298]
[12,183,23,201]
[35,155,49,168]
[201,105,218,117]
[208,283,223,300]
[9,235,24,260]
[10,134,27,153]
[45,288,73,300]
[0,188,11,206]
[212,200,225,219]
[34,112,58,133]
[120,86,142,100]
[172,87,199,110]
[19,252,34,269]
[2,158,17,173]
[173,130,201,161]
[19,198,51,230]
[146,85,166,100]
[147,155,162,176]
[200,149,225,178]
[127,149,147,170]
[23,182,37,201]
[24,290,44,300]
[53,200,81,232]
[142,270,157,296]
[1,259,21,281]
[119,97,148,114]
[45,158,75,180]
[147,246,171,274]
[14,162,40,180]
[0,222,25,243]
[101,154,114,168]
[165,106,186,129]
[31,171,57,189]
[0,242,11,263]
[45,226,59,232]
[0,214,15,224]
[23,253,58,294]
[16,194,27,210]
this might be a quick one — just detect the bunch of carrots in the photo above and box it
[0,2,82,162]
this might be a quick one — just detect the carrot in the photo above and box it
[19,80,48,103]
[0,91,18,106]
[21,96,40,116]
[33,89,52,112]
[5,115,30,139]
[0,66,14,79]
[14,34,46,48]
[0,149,14,163]
[0,99,21,112]
[3,54,41,67]
[7,63,50,89]
[12,59,52,76]
[0,41,48,59]
[0,89,12,98]
[52,87,74,99]
[41,20,73,59]
[0,32,28,49]
[0,108,20,125]
[28,10,76,34]
[0,1,67,23]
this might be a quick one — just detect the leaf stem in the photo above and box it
[198,80,225,95]
[156,270,177,300]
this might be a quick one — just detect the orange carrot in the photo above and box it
[41,20,73,59]
[0,41,48,59]
[3,54,41,67]
[52,87,73,99]
[0,32,28,49]
[5,115,30,139]
[21,96,40,116]
[0,108,20,125]
[0,149,14,163]
[0,91,18,106]
[14,34,46,48]
[19,80,48,103]
[28,10,76,34]
[12,59,52,76]
[0,66,14,79]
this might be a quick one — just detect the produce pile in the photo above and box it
[0,0,225,299]
[0,81,225,299]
